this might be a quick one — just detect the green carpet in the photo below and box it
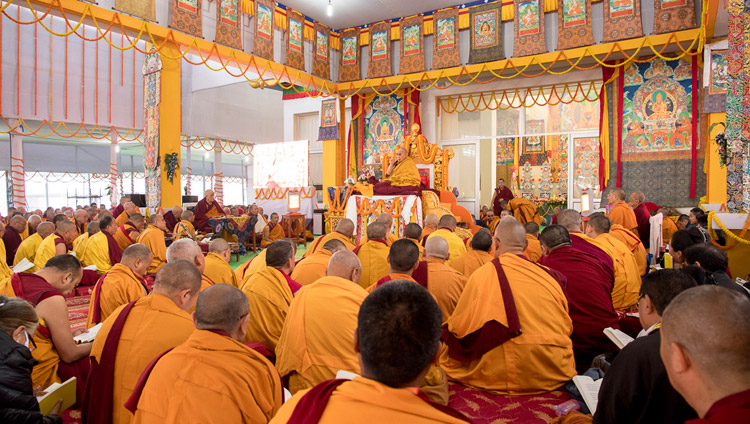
[229,243,309,269]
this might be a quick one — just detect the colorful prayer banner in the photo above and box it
[215,0,241,50]
[142,52,162,208]
[602,0,642,42]
[114,0,156,22]
[653,0,697,34]
[318,99,339,141]
[254,0,274,61]
[432,8,461,70]
[285,9,305,71]
[557,0,592,50]
[399,16,425,74]
[170,0,202,38]
[338,28,361,82]
[468,3,504,64]
[313,23,331,80]
[368,22,392,79]
[364,95,405,167]
[709,50,728,95]
[514,0,547,57]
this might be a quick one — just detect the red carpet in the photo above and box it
[448,383,570,423]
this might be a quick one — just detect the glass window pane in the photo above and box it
[447,144,476,199]
[496,108,519,136]
[572,136,601,200]
[309,153,323,186]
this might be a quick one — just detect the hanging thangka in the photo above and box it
[363,95,405,169]
[215,0,241,50]
[368,21,392,79]
[618,57,696,162]
[432,8,461,70]
[468,2,504,64]
[557,0,593,50]
[285,9,306,71]
[142,52,162,208]
[254,0,275,61]
[514,0,547,57]
[115,0,156,21]
[318,99,339,141]
[602,0,643,43]
[653,0,697,34]
[313,23,331,80]
[702,45,727,113]
[170,0,202,37]
[399,15,425,75]
[339,28,361,82]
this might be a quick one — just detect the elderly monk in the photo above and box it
[83,261,200,424]
[129,284,283,423]
[173,210,196,240]
[660,208,679,243]
[291,239,346,286]
[272,281,470,423]
[203,238,240,288]
[355,223,391,289]
[86,244,152,328]
[261,212,285,248]
[606,188,638,234]
[594,270,697,424]
[114,213,144,251]
[277,250,368,394]
[115,202,139,227]
[6,255,91,397]
[369,239,421,291]
[166,239,212,293]
[422,214,439,240]
[136,214,168,274]
[81,216,123,275]
[424,236,468,323]
[492,178,515,216]
[193,189,226,232]
[609,223,648,276]
[449,229,494,278]
[14,221,55,271]
[585,214,641,311]
[386,147,421,187]
[112,196,130,219]
[539,225,619,373]
[240,240,301,352]
[440,217,575,395]
[522,221,542,262]
[426,215,466,265]
[304,218,355,258]
[162,205,182,234]
[359,214,399,246]
[3,215,26,266]
[34,221,77,271]
[502,198,543,226]
[73,221,99,261]
[0,224,13,290]
[27,214,42,235]
[404,222,425,260]
[73,209,90,237]
[629,190,651,248]
[661,286,750,423]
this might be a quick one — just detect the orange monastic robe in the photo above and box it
[173,220,196,240]
[90,293,195,424]
[662,216,679,244]
[136,226,167,274]
[303,232,356,258]
[609,224,647,276]
[421,227,436,241]
[488,217,501,234]
[355,240,390,289]
[86,263,148,328]
[276,276,368,394]
[427,230,467,265]
[132,330,283,424]
[426,257,468,323]
[523,234,542,263]
[271,377,468,424]
[261,223,285,248]
[240,266,296,351]
[607,202,638,233]
[114,222,138,251]
[203,252,240,288]
[440,253,575,395]
[508,198,543,225]
[291,249,333,286]
[449,250,494,278]
[236,250,267,282]
[115,212,130,227]
[367,272,416,293]
[594,233,641,310]
[387,156,421,187]
[360,232,399,246]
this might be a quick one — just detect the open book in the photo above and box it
[74,322,102,344]
[37,377,76,414]
[572,375,602,415]
[604,327,634,350]
[12,258,34,273]
[335,370,360,380]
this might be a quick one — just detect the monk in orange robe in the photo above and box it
[235,249,267,282]
[426,215,466,265]
[291,239,346,286]
[7,255,91,400]
[115,202,139,227]
[277,250,368,393]
[165,239,213,293]
[261,213,285,248]
[129,284,283,423]
[360,213,399,246]
[367,239,421,293]
[424,237,468,323]
[404,223,425,260]
[86,243,152,328]
[449,229,494,278]
[81,216,123,276]
[355,223,391,289]
[487,213,501,234]
[172,211,196,240]
[609,223,648,276]
[503,198,543,226]
[422,214,438,240]
[193,189,226,232]
[240,240,301,352]
[135,215,168,275]
[83,261,201,424]
[34,220,77,271]
[203,238,241,287]
[440,218,575,395]
[523,222,542,262]
[606,188,638,234]
[271,281,470,423]
[659,208,679,244]
[586,214,641,310]
[304,218,356,258]
[113,213,144,251]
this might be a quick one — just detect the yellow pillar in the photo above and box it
[706,113,727,205]
[159,42,182,209]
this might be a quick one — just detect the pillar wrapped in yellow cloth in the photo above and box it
[204,239,241,288]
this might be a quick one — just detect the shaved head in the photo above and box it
[471,228,493,252]
[122,243,153,262]
[631,191,645,203]
[366,223,387,240]
[404,223,422,240]
[181,211,194,221]
[587,213,612,236]
[540,225,571,251]
[322,238,346,253]
[9,215,26,232]
[166,239,205,273]
[209,238,231,254]
[557,209,583,233]
[28,214,41,227]
[610,188,626,201]
[494,217,527,254]
[424,214,438,228]
[326,250,362,284]
[152,260,202,298]
[524,222,539,236]
[438,214,457,230]
[388,239,419,272]
[194,284,249,333]
[335,218,355,237]
[36,222,55,238]
[376,213,393,229]
[425,236,449,260]
[56,220,75,233]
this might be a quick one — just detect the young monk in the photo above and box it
[303,218,355,258]
[81,216,123,275]
[203,238,240,288]
[354,223,391,289]
[135,214,168,275]
[291,239,346,286]
[403,223,425,260]
[449,229,494,278]
[261,213,285,248]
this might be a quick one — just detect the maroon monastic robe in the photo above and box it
[633,203,651,248]
[2,225,22,266]
[193,199,226,232]
[162,211,178,234]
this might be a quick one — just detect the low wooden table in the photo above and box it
[283,213,307,247]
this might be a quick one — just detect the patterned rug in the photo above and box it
[448,383,570,423]
[66,295,90,333]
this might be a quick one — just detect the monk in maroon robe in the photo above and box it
[2,215,26,266]
[112,196,130,219]
[491,178,514,216]
[193,190,226,232]
[629,191,651,248]
[162,206,182,234]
